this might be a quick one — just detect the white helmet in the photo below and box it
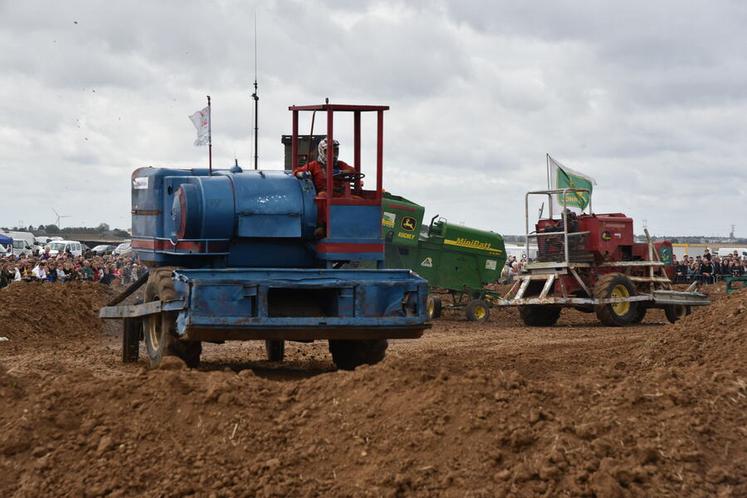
[318,138,339,165]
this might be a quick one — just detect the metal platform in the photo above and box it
[99,268,431,341]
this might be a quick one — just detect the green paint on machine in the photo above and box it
[380,193,507,295]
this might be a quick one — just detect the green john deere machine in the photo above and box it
[382,193,506,321]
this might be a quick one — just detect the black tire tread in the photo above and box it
[265,340,285,362]
[329,340,388,370]
[519,305,561,327]
[427,296,443,320]
[144,269,201,368]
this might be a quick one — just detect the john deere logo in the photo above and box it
[401,216,417,231]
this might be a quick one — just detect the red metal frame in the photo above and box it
[289,103,389,236]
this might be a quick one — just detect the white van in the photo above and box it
[48,240,83,257]
[4,231,38,257]
[716,247,747,258]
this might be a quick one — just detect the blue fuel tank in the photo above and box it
[131,166,320,268]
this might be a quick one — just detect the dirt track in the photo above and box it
[1,282,745,497]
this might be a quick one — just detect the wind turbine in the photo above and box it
[52,208,71,228]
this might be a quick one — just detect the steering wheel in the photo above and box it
[333,171,365,182]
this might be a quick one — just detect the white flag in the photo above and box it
[189,106,210,146]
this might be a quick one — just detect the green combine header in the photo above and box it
[382,193,506,321]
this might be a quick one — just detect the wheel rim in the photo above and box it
[610,284,630,316]
[427,299,434,317]
[146,311,161,351]
[474,305,487,320]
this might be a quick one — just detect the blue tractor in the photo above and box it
[100,103,429,369]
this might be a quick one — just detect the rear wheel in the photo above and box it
[143,270,201,368]
[664,304,690,324]
[519,305,561,326]
[465,299,490,322]
[426,295,442,320]
[594,273,639,326]
[265,340,285,362]
[328,340,388,371]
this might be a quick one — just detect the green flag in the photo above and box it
[548,155,597,211]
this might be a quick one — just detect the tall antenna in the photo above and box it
[251,10,259,170]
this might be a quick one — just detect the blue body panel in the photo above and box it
[170,268,428,339]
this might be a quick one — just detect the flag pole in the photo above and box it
[546,153,550,189]
[207,95,212,175]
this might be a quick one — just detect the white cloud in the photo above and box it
[0,0,745,237]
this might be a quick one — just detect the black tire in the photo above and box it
[328,340,388,371]
[265,340,285,362]
[143,270,201,368]
[465,299,490,322]
[664,304,691,324]
[631,305,647,324]
[426,296,442,320]
[593,273,639,327]
[573,304,595,314]
[519,305,562,326]
[122,318,141,363]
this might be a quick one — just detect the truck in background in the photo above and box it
[2,231,38,257]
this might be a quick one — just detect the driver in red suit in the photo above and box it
[293,138,355,196]
[293,138,358,238]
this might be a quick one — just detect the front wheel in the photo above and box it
[328,340,388,371]
[465,299,490,322]
[593,273,639,327]
[143,270,202,368]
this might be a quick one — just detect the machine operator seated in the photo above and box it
[543,209,579,233]
[293,138,363,238]
[293,138,361,198]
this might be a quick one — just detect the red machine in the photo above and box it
[498,188,709,327]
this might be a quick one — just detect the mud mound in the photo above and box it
[2,351,745,497]
[0,282,744,496]
[0,363,23,400]
[643,289,747,373]
[0,282,113,341]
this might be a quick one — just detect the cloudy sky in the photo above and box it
[1,0,745,236]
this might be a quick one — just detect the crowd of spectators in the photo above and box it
[673,248,746,284]
[501,254,528,283]
[0,249,145,289]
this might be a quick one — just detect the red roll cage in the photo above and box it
[289,103,388,233]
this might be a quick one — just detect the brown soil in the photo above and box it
[0,282,745,497]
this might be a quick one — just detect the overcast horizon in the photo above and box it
[1,0,745,237]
